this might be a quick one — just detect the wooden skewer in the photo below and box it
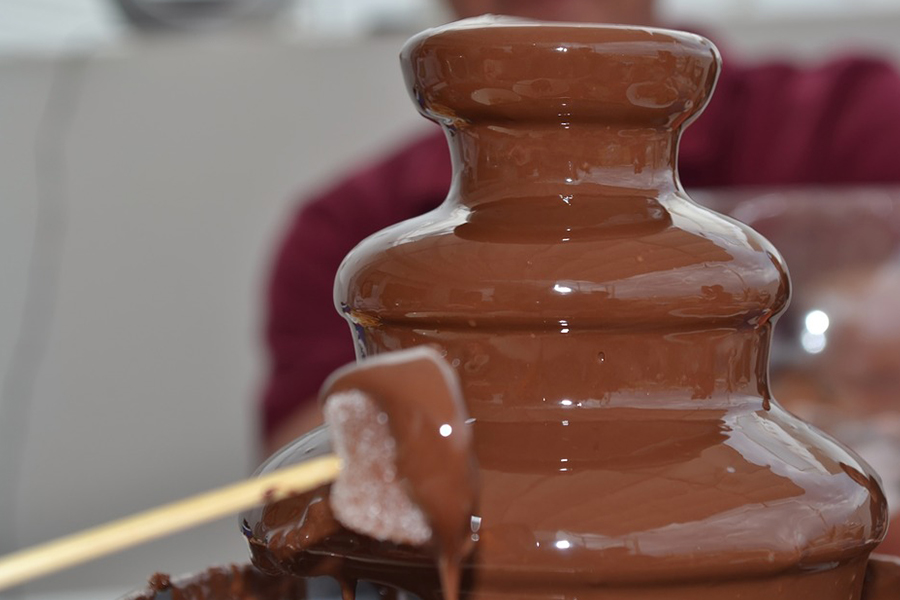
[0,454,342,592]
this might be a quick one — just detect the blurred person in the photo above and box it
[260,0,900,503]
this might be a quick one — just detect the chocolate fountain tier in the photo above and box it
[249,409,885,584]
[400,18,718,127]
[248,18,888,600]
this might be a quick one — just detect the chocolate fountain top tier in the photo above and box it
[401,16,720,128]
[340,20,785,334]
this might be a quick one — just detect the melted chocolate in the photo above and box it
[321,347,477,600]
[126,565,306,600]
[244,17,889,600]
[245,350,476,600]
[863,555,900,599]
[126,557,900,600]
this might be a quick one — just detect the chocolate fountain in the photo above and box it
[239,17,898,600]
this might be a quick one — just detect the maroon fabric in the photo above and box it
[261,57,900,439]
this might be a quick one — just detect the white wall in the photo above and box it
[692,11,900,64]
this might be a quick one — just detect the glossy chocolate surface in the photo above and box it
[863,555,900,599]
[124,565,306,600]
[245,17,888,600]
[322,348,477,600]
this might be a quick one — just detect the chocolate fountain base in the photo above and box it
[126,556,900,600]
[123,565,305,600]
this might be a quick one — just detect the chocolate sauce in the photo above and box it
[321,347,477,600]
[243,349,477,600]
[148,573,173,592]
[126,565,306,600]
[243,17,889,600]
[863,555,900,599]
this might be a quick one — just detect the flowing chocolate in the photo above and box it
[244,16,889,600]
[243,349,477,600]
[863,555,900,599]
[322,347,478,600]
[125,565,307,600]
[125,558,900,600]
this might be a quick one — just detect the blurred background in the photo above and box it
[1,1,900,598]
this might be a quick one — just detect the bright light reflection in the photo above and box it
[554,283,573,294]
[560,399,573,407]
[555,540,571,549]
[801,331,827,354]
[439,424,453,437]
[805,310,830,335]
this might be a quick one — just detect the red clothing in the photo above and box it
[261,57,900,439]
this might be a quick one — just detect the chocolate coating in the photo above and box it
[863,555,900,599]
[245,17,888,600]
[124,565,306,600]
[322,347,478,600]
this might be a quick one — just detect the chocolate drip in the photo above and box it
[246,348,476,600]
[321,347,477,598]
[338,578,356,600]
[863,556,900,600]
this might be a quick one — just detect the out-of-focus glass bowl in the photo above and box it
[698,186,900,554]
